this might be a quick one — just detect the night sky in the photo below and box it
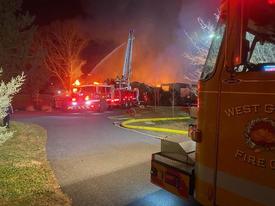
[23,0,220,84]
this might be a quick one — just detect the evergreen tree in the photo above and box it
[0,0,35,79]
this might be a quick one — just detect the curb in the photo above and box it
[108,115,130,120]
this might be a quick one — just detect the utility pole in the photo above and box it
[154,87,157,112]
[172,83,175,117]
[154,84,161,112]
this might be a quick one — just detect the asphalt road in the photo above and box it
[14,111,191,206]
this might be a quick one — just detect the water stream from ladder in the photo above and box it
[88,42,126,76]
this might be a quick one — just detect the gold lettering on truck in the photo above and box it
[247,155,257,166]
[233,117,275,170]
[257,159,266,168]
[265,104,275,114]
[225,104,275,117]
[234,150,275,170]
[224,104,261,117]
[235,150,245,159]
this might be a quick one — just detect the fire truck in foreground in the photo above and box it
[151,0,275,205]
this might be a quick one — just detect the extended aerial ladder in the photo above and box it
[114,30,139,107]
[117,29,135,90]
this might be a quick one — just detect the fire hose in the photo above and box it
[121,117,190,135]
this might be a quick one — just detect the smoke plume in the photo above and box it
[77,0,220,84]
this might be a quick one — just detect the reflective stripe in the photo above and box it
[240,79,275,83]
[199,91,219,94]
[221,91,275,95]
[195,163,214,183]
[217,170,275,206]
[199,91,275,95]
[196,163,275,206]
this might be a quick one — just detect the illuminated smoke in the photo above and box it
[77,0,219,85]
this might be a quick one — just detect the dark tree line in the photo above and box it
[0,0,90,96]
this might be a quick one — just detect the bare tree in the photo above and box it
[184,13,275,80]
[41,21,89,90]
[183,15,219,80]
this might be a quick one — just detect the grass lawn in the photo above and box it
[0,122,71,206]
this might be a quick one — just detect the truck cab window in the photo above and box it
[248,33,275,64]
[234,32,275,73]
[200,23,225,80]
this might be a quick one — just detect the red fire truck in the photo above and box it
[54,80,139,112]
[68,82,111,112]
[54,30,139,111]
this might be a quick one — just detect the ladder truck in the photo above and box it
[150,0,275,205]
[122,29,134,90]
[55,30,139,111]
[111,29,139,108]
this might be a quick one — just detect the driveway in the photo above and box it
[14,111,190,206]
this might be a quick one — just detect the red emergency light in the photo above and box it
[267,0,275,5]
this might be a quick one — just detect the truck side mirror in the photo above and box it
[231,38,250,69]
[188,124,202,143]
[241,39,250,64]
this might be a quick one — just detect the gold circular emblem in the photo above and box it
[245,118,275,152]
